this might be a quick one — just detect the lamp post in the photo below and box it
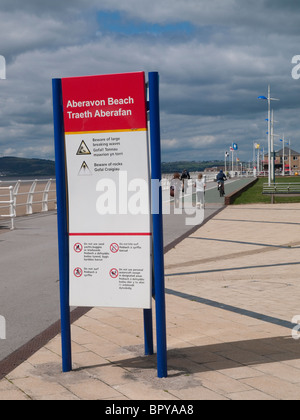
[254,142,260,174]
[231,143,238,174]
[258,85,279,185]
[280,137,291,175]
[230,146,234,174]
[271,110,274,182]
[225,151,229,174]
[280,136,285,176]
[289,139,292,176]
[270,111,281,181]
[0,56,6,159]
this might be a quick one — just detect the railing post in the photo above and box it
[9,186,14,230]
[42,179,52,212]
[26,180,37,215]
[13,181,20,212]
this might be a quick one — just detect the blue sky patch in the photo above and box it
[97,11,195,36]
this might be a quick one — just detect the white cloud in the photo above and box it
[3,148,16,156]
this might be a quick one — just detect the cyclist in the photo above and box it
[180,169,190,193]
[216,170,227,196]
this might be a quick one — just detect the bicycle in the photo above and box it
[217,181,225,197]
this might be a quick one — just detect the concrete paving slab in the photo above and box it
[1,203,300,400]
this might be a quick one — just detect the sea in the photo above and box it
[0,175,56,184]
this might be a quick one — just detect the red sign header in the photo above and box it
[62,72,147,133]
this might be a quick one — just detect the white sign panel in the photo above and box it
[62,72,152,309]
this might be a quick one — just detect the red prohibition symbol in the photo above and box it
[73,267,83,278]
[74,243,83,253]
[110,243,119,253]
[109,268,119,278]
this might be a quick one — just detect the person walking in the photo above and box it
[195,173,206,208]
[170,172,182,208]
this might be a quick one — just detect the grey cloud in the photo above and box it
[0,0,94,14]
[0,0,299,161]
[95,0,300,34]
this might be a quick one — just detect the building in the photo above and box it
[204,166,224,173]
[263,147,300,174]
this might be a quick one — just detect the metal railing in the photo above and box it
[263,182,300,194]
[161,172,217,191]
[161,171,256,191]
[0,178,56,229]
[0,186,15,229]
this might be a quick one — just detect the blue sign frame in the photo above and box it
[52,72,167,378]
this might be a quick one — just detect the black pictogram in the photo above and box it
[109,268,119,278]
[73,267,83,278]
[78,161,92,176]
[76,140,91,155]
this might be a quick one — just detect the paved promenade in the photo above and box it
[1,203,300,400]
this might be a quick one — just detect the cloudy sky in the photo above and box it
[0,0,300,163]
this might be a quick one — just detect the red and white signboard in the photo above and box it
[61,72,152,309]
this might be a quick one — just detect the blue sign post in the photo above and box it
[52,78,72,373]
[148,72,168,378]
[52,71,167,378]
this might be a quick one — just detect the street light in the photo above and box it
[279,137,293,176]
[258,85,279,185]
[280,137,286,176]
[253,142,260,175]
[289,139,292,176]
[270,110,279,182]
[225,151,229,174]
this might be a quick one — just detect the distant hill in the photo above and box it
[161,160,224,173]
[0,157,55,177]
[0,156,224,178]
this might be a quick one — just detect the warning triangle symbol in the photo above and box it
[76,140,91,155]
[78,161,92,176]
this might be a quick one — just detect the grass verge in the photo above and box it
[232,177,300,204]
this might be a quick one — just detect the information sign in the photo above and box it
[61,72,152,309]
